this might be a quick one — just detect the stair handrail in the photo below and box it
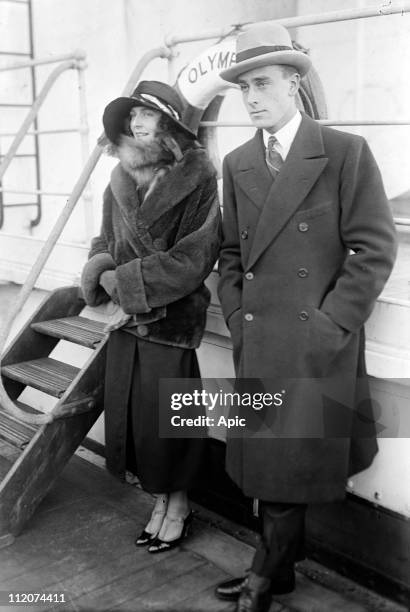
[0,59,84,182]
[0,50,86,73]
[0,46,172,425]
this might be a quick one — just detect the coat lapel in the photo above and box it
[110,148,215,256]
[110,164,156,256]
[234,131,273,211]
[246,114,328,271]
[140,148,213,227]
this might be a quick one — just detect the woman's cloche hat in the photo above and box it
[220,23,312,83]
[103,80,196,145]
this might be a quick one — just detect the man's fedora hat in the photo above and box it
[220,23,311,83]
[103,80,196,145]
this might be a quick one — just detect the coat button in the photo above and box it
[241,229,248,240]
[137,324,149,336]
[244,313,254,322]
[298,310,309,321]
[245,272,254,280]
[153,238,166,251]
[297,268,308,278]
[298,222,309,232]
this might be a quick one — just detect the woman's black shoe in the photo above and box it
[135,529,157,546]
[147,510,193,554]
[135,508,167,546]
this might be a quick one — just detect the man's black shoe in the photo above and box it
[215,571,295,602]
[215,576,246,601]
[235,574,272,612]
[236,584,272,612]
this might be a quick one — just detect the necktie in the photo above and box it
[266,135,284,179]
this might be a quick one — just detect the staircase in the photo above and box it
[0,286,107,547]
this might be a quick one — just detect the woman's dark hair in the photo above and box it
[157,114,198,152]
[121,108,199,162]
[123,111,197,148]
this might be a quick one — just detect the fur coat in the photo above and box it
[81,143,221,349]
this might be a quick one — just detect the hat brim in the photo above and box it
[220,50,311,83]
[103,95,196,145]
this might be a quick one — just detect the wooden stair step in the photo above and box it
[31,316,106,348]
[1,358,80,398]
[0,408,38,449]
[0,445,16,481]
[15,400,45,415]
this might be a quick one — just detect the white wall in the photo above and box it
[0,0,295,244]
[3,0,408,249]
[295,0,410,200]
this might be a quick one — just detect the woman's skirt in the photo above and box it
[104,329,205,493]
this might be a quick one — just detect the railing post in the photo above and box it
[76,58,94,242]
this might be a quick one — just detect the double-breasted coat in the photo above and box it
[218,113,397,504]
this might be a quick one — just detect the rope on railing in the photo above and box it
[0,46,172,425]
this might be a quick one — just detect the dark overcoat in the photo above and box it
[218,113,397,504]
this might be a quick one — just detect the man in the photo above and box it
[216,23,397,612]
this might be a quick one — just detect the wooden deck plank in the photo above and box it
[57,457,155,514]
[4,546,187,612]
[48,551,207,612]
[0,454,405,612]
[273,573,382,612]
[44,550,184,610]
[184,520,254,577]
[0,496,124,582]
[120,562,230,612]
[1,514,136,590]
[178,585,287,612]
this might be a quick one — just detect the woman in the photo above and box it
[81,80,221,553]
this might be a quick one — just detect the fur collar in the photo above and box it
[110,146,216,229]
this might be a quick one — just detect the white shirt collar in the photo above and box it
[262,110,302,161]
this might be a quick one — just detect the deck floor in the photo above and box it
[0,447,406,612]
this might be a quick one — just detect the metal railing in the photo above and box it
[0,51,90,231]
[0,3,409,424]
[0,46,172,424]
[165,2,410,46]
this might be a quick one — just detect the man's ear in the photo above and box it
[289,73,301,96]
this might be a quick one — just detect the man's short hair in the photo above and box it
[279,64,299,78]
